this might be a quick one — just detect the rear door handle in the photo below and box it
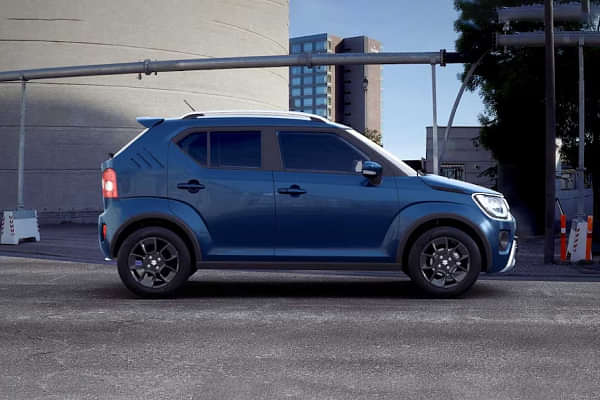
[278,185,306,196]
[177,179,205,193]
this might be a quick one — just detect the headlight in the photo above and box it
[473,194,510,220]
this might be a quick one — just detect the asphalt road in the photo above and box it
[1,256,600,400]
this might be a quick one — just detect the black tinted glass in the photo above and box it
[278,132,365,172]
[210,131,261,168]
[178,132,207,166]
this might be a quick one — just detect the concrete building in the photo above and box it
[0,0,289,223]
[425,126,496,188]
[289,33,382,134]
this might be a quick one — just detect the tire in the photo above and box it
[117,226,192,297]
[406,226,481,298]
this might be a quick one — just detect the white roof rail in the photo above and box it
[179,110,330,123]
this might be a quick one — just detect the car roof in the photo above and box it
[150,110,349,130]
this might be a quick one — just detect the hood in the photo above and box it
[420,174,500,196]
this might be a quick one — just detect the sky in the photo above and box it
[289,0,485,160]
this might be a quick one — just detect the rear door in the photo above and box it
[168,128,275,260]
[273,130,400,262]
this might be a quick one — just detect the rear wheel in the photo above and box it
[117,227,192,297]
[407,227,481,297]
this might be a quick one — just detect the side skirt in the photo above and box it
[195,261,402,271]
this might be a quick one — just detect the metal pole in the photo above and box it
[16,79,27,210]
[0,52,462,82]
[440,50,489,162]
[544,0,557,264]
[431,64,439,175]
[577,41,585,220]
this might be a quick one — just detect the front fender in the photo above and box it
[385,201,494,271]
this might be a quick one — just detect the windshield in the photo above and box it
[345,129,418,176]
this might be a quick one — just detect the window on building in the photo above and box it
[293,98,301,108]
[315,85,327,95]
[440,165,465,181]
[315,96,326,106]
[291,66,301,75]
[304,75,313,85]
[303,97,313,107]
[316,108,327,117]
[278,132,367,172]
[210,132,261,168]
[291,43,301,54]
[303,42,313,52]
[315,74,327,84]
[178,132,207,166]
[304,87,313,96]
[291,77,301,86]
[291,88,301,96]
[316,40,327,52]
[303,66,312,74]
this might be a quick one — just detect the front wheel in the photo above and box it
[407,227,481,298]
[117,227,192,297]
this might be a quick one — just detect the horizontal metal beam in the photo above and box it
[0,51,466,82]
[498,4,599,23]
[497,31,600,47]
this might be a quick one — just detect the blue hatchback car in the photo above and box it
[99,111,517,298]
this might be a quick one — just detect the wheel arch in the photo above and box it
[398,214,491,273]
[110,213,202,265]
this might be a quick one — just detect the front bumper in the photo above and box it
[498,240,517,273]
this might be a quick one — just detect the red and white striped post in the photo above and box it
[560,214,567,261]
[586,216,594,261]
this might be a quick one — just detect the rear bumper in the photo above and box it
[498,240,517,273]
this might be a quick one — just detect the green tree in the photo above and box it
[364,128,383,146]
[455,0,600,242]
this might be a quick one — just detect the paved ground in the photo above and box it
[1,256,600,399]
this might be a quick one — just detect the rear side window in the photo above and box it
[177,131,261,168]
[210,131,261,168]
[278,132,367,172]
[178,132,207,166]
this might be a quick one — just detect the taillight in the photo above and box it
[102,168,118,198]
[101,224,107,240]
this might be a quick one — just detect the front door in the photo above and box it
[168,129,275,260]
[273,131,399,262]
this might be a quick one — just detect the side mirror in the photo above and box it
[356,160,383,185]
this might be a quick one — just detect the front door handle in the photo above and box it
[177,179,205,193]
[278,184,306,196]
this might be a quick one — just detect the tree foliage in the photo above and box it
[454,0,600,237]
[364,128,383,146]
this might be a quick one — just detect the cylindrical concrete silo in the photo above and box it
[0,0,289,223]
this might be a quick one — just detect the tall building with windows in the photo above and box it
[289,33,382,135]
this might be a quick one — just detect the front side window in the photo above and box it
[278,132,367,173]
[178,132,207,165]
[210,132,261,168]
